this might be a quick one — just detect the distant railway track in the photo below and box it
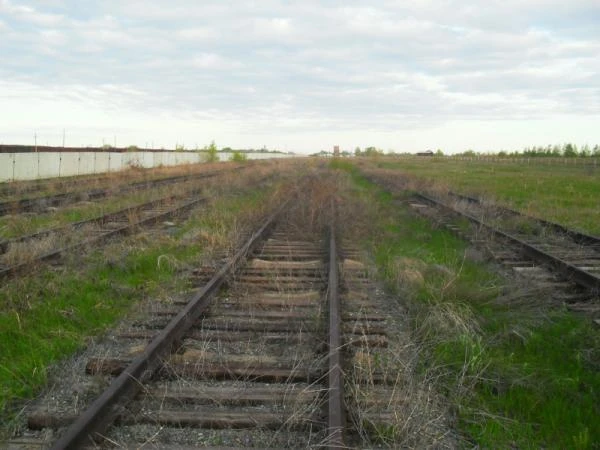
[0,177,216,279]
[412,192,600,296]
[0,166,244,217]
[0,174,111,199]
[446,191,600,246]
[0,190,207,280]
[8,194,406,449]
[0,172,148,199]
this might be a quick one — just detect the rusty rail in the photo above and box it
[0,195,207,279]
[0,189,202,255]
[49,199,286,449]
[415,192,600,294]
[327,200,344,449]
[0,166,245,216]
[448,191,600,246]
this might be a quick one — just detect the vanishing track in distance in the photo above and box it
[8,189,410,449]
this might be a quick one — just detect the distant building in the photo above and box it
[333,145,340,157]
[416,150,434,156]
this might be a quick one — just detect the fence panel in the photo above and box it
[13,153,39,180]
[38,152,61,179]
[78,152,96,176]
[0,151,296,182]
[59,153,80,177]
[0,154,15,182]
[94,153,110,174]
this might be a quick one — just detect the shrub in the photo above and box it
[230,151,247,162]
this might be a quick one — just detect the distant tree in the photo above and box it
[563,143,577,157]
[203,140,219,162]
[551,145,561,157]
[435,149,444,156]
[354,146,362,156]
[230,151,247,162]
[363,146,382,157]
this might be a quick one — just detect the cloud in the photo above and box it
[177,27,218,41]
[190,53,242,70]
[0,0,599,152]
[0,0,64,26]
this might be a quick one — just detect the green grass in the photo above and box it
[333,159,600,449]
[1,245,192,404]
[0,183,275,429]
[372,157,600,235]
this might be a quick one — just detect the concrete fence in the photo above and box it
[0,151,294,182]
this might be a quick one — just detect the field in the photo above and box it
[369,157,600,235]
[1,158,599,449]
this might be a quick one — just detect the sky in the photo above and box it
[1,1,599,154]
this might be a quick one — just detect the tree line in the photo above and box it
[455,143,600,158]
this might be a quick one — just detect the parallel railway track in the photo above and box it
[0,189,207,280]
[412,192,600,298]
[0,166,245,217]
[446,191,600,246]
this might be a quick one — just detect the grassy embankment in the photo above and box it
[0,170,290,432]
[332,159,599,449]
[370,157,600,235]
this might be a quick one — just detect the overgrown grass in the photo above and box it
[0,178,208,239]
[0,178,282,429]
[369,157,600,235]
[332,159,600,449]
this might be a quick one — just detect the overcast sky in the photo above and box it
[1,1,599,153]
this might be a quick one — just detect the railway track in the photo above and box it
[8,192,415,449]
[411,192,600,304]
[0,189,207,280]
[445,191,600,247]
[0,166,245,217]
[0,172,149,200]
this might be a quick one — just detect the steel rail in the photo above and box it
[0,195,206,280]
[0,173,195,215]
[327,199,345,449]
[415,192,600,294]
[0,187,204,255]
[448,191,600,246]
[49,198,287,450]
[0,166,245,216]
